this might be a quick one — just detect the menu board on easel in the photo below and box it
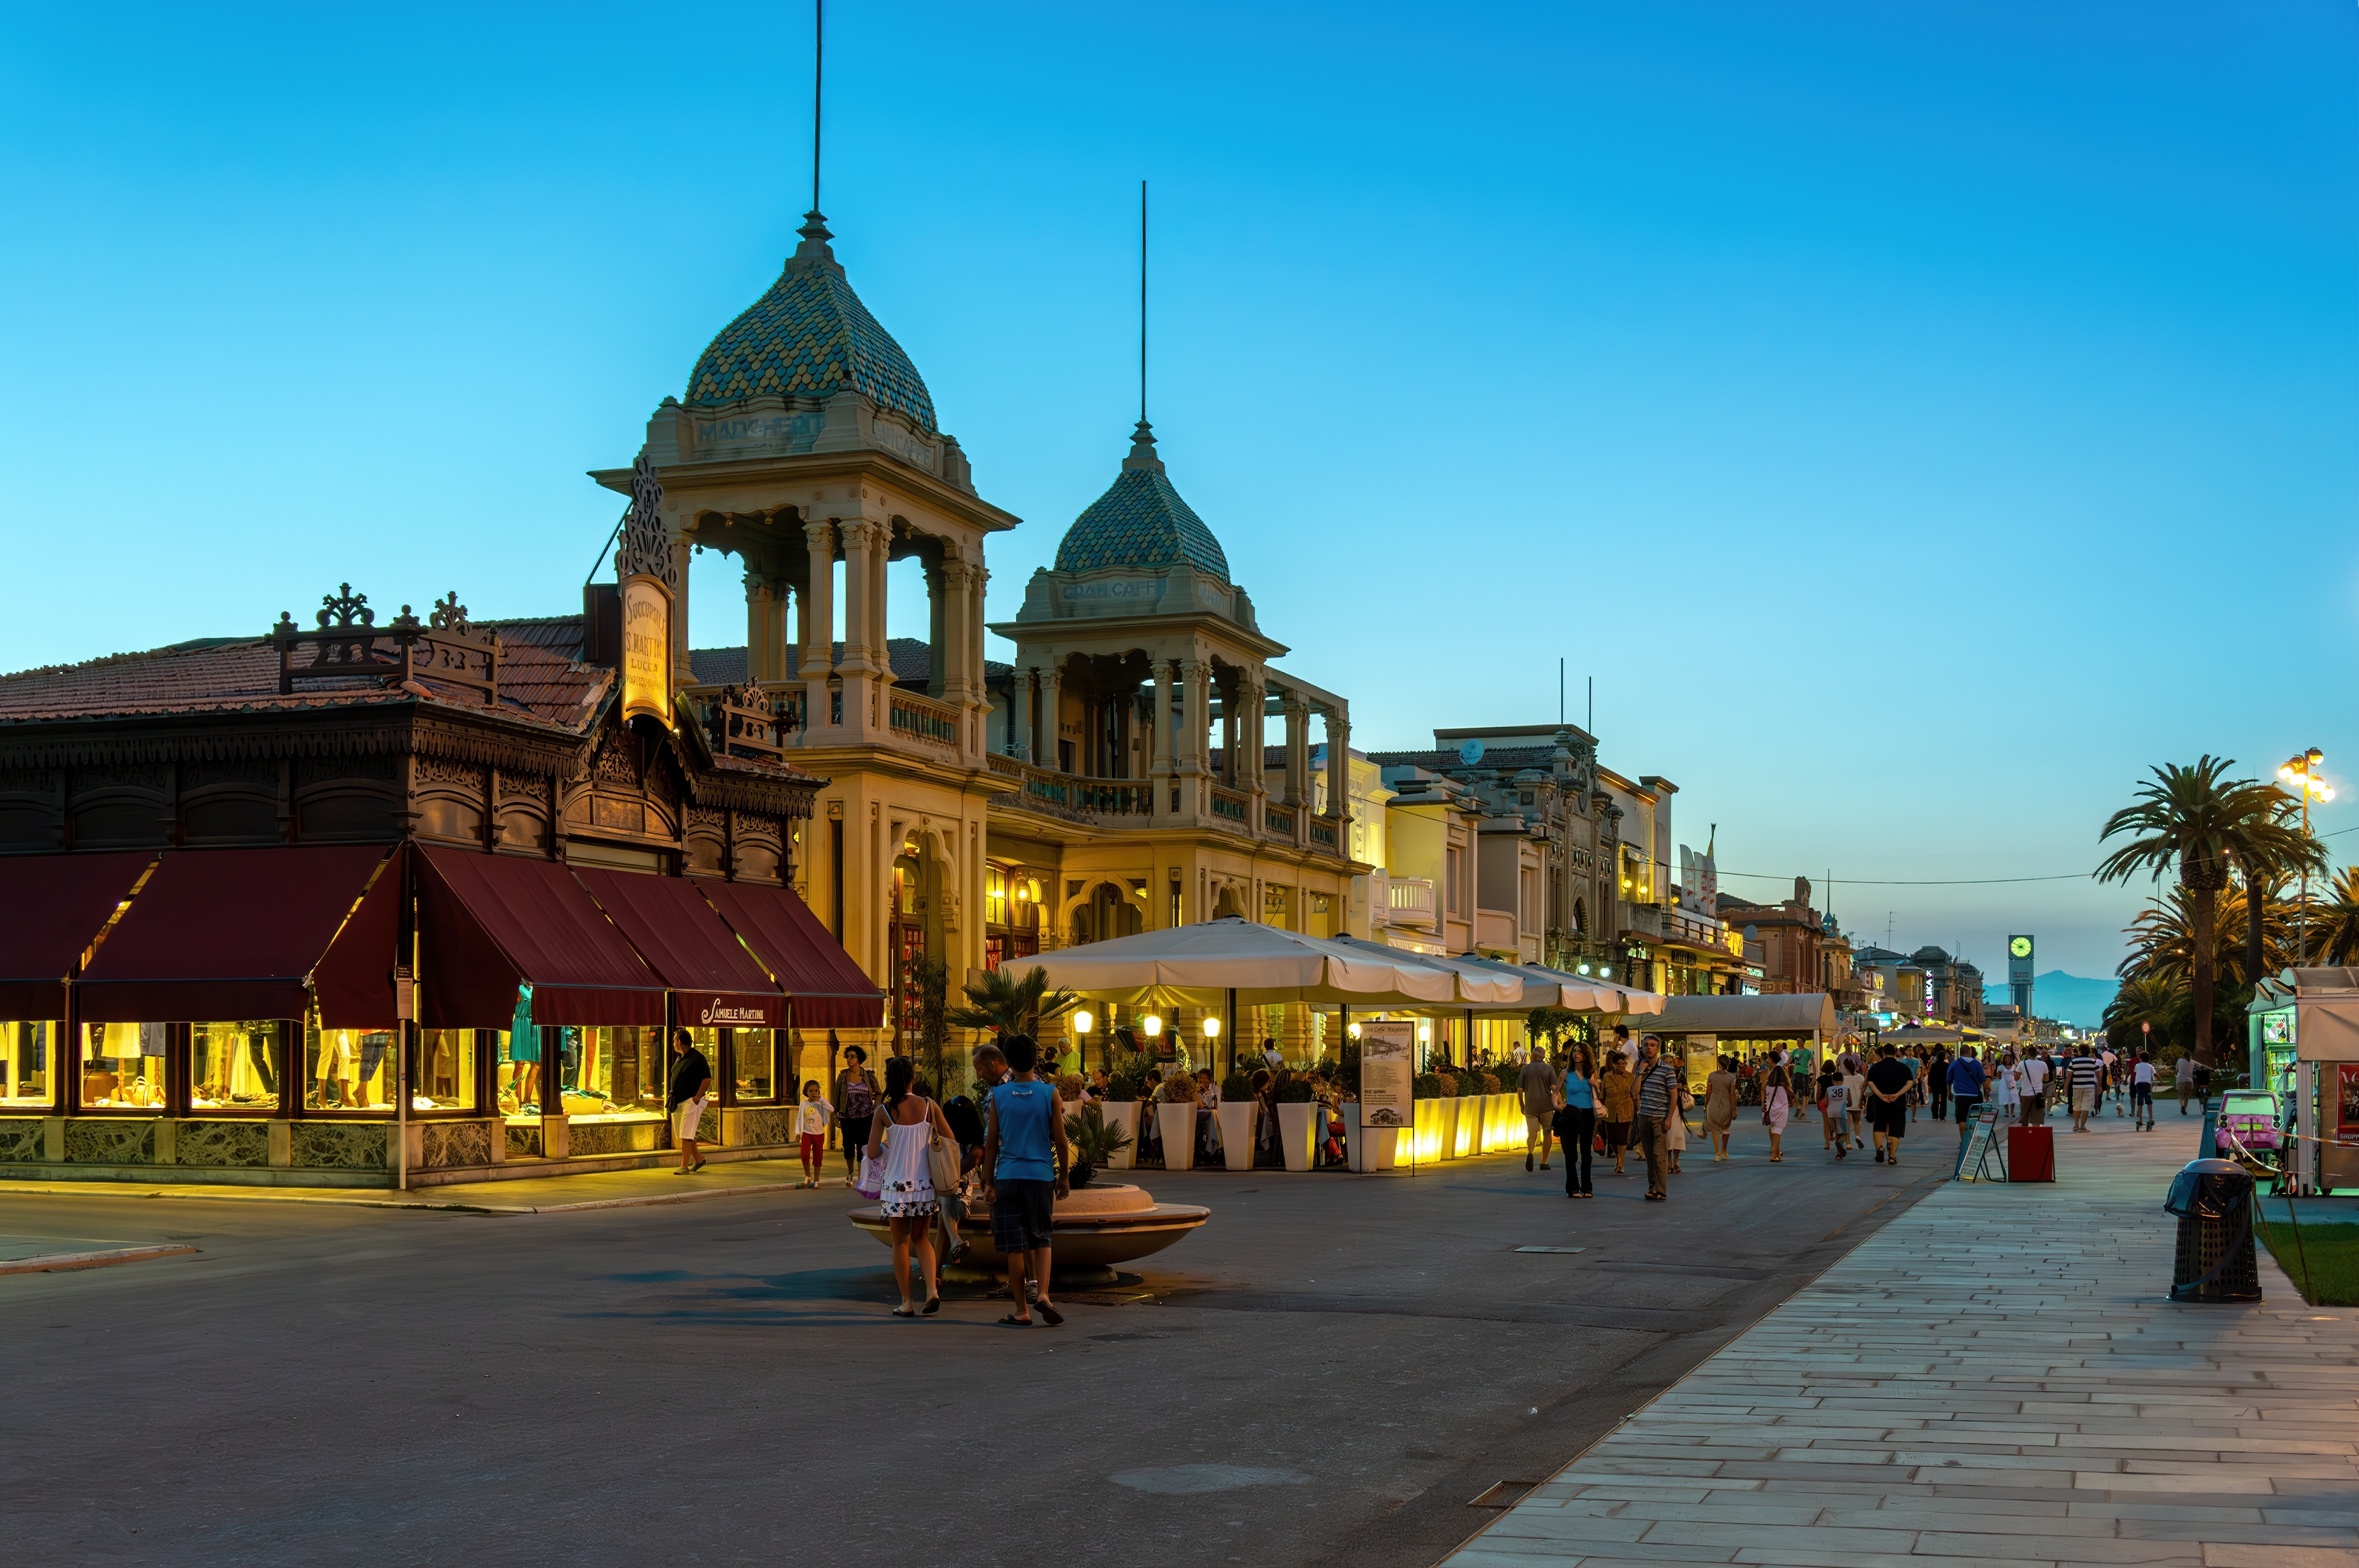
[1956,1101,2005,1183]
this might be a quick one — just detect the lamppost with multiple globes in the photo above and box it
[2278,747,2333,965]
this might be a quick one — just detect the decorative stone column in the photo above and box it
[1037,662,1064,771]
[743,573,779,684]
[1012,667,1034,762]
[1180,657,1210,820]
[1242,676,1268,810]
[1150,660,1175,818]
[800,519,836,734]
[838,519,884,678]
[1281,691,1311,808]
[1323,701,1350,822]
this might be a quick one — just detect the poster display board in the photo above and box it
[1359,1021,1412,1129]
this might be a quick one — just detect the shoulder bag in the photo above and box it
[924,1100,963,1197]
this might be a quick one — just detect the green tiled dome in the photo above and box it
[1055,423,1230,583]
[684,213,937,434]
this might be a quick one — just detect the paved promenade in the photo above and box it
[1442,1111,2359,1568]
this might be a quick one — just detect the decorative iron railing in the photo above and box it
[1209,787,1250,824]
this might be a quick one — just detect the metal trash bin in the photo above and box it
[2163,1158,2260,1303]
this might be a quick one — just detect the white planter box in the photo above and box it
[1216,1101,1257,1171]
[1348,1110,1398,1173]
[1276,1101,1319,1171]
[1101,1102,1139,1170]
[1156,1102,1197,1172]
[1408,1099,1445,1165]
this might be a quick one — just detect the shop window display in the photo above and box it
[304,1015,395,1111]
[732,1028,777,1103]
[556,1025,665,1124]
[497,987,543,1115]
[191,1022,284,1112]
[83,1023,168,1111]
[2,1021,56,1109]
[415,1029,477,1112]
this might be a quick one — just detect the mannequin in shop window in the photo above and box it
[505,989,541,1115]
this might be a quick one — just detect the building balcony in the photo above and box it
[1617,900,1666,941]
[1473,907,1519,953]
[1384,876,1437,929]
[983,754,1349,855]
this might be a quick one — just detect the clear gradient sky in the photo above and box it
[7,3,2359,987]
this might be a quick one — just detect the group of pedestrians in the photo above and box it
[1519,1028,1689,1200]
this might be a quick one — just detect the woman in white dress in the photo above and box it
[1762,1062,1791,1162]
[1995,1049,2021,1122]
[866,1056,955,1318]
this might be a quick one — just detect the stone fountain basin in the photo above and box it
[848,1181,1208,1272]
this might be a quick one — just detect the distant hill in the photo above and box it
[1983,970,2117,1028]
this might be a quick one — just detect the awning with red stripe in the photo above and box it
[416,846,664,1028]
[77,845,398,1024]
[697,880,884,1030]
[0,852,158,1020]
[572,866,784,1027]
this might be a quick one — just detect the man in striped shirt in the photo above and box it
[1633,1040,1682,1202]
[2067,1045,2103,1132]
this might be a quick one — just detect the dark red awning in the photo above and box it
[417,846,664,1028]
[0,852,158,1020]
[698,880,884,1030]
[78,845,397,1024]
[572,867,784,1027]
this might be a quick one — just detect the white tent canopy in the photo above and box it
[1651,993,1836,1039]
[1009,918,1463,1007]
[1451,953,1668,1017]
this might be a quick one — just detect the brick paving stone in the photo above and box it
[1438,1117,2359,1568]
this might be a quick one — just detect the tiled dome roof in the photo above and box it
[684,213,937,434]
[1054,423,1230,583]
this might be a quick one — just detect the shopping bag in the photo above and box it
[854,1148,885,1200]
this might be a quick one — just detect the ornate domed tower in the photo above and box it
[594,210,1018,1059]
[987,421,1360,941]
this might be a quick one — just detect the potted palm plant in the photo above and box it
[1100,1055,1154,1170]
[945,965,1081,1041]
[1063,1103,1131,1188]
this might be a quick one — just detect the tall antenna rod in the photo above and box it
[812,0,824,213]
[1140,179,1149,425]
[1559,658,1565,726]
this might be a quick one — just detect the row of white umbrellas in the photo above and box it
[1009,917,1665,1015]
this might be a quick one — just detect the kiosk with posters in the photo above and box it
[2245,968,2359,1194]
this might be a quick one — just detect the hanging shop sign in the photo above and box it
[617,451,676,728]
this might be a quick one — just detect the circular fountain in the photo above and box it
[848,1181,1208,1282]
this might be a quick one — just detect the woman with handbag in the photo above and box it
[865,1055,959,1318]
[1762,1061,1791,1161]
[1704,1055,1738,1161]
[1555,1045,1597,1198]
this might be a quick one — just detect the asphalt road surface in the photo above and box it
[1,1124,1947,1568]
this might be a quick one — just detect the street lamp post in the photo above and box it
[2278,747,2334,967]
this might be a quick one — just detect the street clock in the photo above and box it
[2007,935,2034,1015]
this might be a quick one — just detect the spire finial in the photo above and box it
[812,0,824,216]
[1139,178,1148,427]
[1122,419,1164,475]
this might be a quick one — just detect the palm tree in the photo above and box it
[944,964,1080,1039]
[2312,866,2359,966]
[2103,972,2186,1051]
[2119,881,2292,993]
[2097,757,2322,1065]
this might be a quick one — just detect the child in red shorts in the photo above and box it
[795,1079,833,1189]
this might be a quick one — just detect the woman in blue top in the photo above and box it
[1558,1045,1599,1199]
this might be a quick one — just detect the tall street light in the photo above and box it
[2278,747,2333,965]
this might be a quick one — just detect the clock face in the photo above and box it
[2009,937,2033,958]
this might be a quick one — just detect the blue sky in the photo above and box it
[7,2,2359,987]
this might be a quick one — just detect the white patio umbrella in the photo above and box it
[1323,935,1526,1007]
[1009,917,1463,1007]
[1445,953,1609,1013]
